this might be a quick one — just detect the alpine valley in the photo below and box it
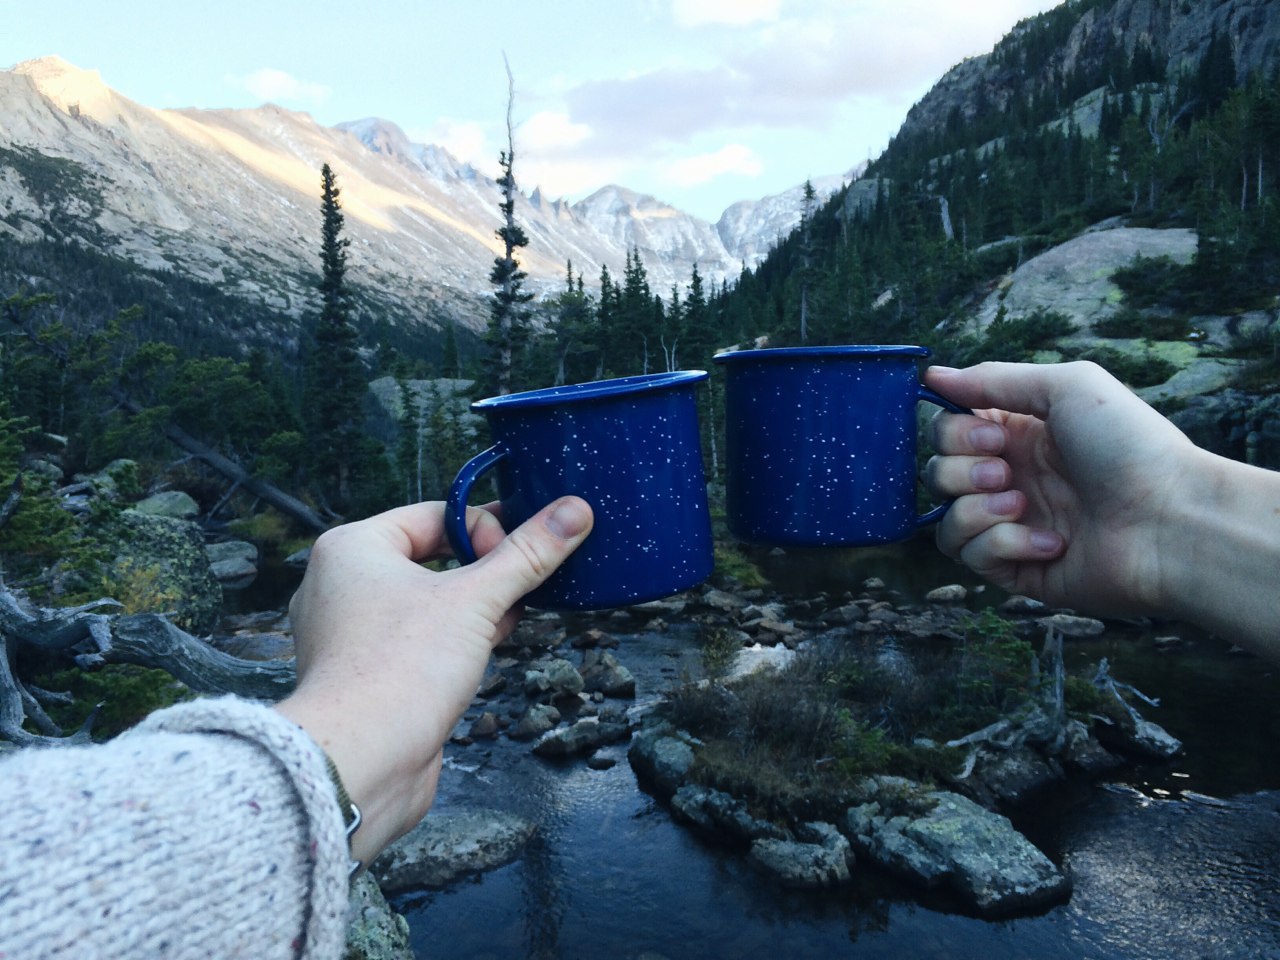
[0,55,854,346]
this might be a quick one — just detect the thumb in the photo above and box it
[470,496,594,609]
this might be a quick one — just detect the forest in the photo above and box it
[1,18,1278,606]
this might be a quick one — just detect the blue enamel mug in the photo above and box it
[445,371,715,610]
[712,345,969,546]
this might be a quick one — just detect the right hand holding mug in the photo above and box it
[923,360,1280,662]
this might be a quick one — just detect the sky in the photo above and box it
[1,0,1064,221]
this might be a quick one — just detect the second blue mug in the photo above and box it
[446,371,714,610]
[712,345,968,546]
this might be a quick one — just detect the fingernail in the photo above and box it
[1030,530,1064,555]
[969,423,1004,453]
[985,491,1021,516]
[545,498,590,540]
[971,460,1007,490]
[928,365,959,375]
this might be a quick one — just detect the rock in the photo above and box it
[1000,595,1047,615]
[532,718,630,758]
[701,588,749,613]
[284,546,311,569]
[524,659,585,701]
[819,602,866,624]
[1152,634,1186,650]
[972,226,1197,332]
[103,511,222,631]
[846,787,1070,916]
[862,577,886,592]
[509,703,561,741]
[373,809,535,893]
[586,753,618,770]
[1038,613,1106,637]
[477,672,507,698]
[967,745,1061,805]
[205,539,258,589]
[579,649,636,697]
[670,785,788,843]
[925,584,968,604]
[628,725,696,798]
[468,711,501,740]
[132,490,201,520]
[343,873,413,960]
[749,822,852,889]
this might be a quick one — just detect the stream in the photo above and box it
[372,540,1280,960]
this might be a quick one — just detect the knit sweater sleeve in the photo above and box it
[0,695,350,960]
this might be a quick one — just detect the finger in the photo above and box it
[468,496,594,610]
[925,455,1012,497]
[957,520,1066,580]
[925,362,1107,420]
[935,490,1026,559]
[929,409,1009,456]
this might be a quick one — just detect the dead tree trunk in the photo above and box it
[0,582,295,746]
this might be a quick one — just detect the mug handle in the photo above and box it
[445,444,508,564]
[915,385,974,529]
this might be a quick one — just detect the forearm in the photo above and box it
[0,696,350,960]
[1158,449,1280,659]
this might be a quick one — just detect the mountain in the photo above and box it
[0,56,849,340]
[896,0,1280,142]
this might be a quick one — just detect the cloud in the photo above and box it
[230,67,330,106]
[410,117,493,171]
[664,143,763,186]
[671,0,780,27]
[520,110,592,154]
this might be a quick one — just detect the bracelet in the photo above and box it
[323,751,364,879]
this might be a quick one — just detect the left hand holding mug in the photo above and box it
[276,497,594,866]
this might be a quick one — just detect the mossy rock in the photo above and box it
[103,511,222,632]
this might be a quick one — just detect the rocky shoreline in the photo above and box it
[349,575,1185,944]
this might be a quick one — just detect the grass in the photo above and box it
[660,610,1048,820]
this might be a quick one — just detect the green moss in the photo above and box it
[713,543,769,589]
[33,664,190,741]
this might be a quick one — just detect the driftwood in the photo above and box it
[0,581,295,746]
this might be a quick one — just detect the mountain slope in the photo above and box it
[0,56,844,339]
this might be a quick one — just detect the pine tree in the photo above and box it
[486,60,533,395]
[303,163,366,512]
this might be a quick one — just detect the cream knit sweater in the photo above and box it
[0,696,350,958]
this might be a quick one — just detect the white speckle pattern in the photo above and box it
[475,372,714,610]
[715,347,931,546]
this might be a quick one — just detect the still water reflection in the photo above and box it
[397,544,1280,960]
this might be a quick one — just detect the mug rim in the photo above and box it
[712,344,929,364]
[472,369,708,411]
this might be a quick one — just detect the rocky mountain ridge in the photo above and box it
[898,0,1280,139]
[0,56,853,336]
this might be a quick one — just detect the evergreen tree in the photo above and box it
[486,62,532,395]
[303,163,368,513]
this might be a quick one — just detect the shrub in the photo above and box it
[1074,345,1176,388]
[1093,307,1191,341]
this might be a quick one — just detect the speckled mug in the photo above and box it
[445,371,714,610]
[712,345,969,546]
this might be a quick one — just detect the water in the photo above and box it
[388,549,1280,960]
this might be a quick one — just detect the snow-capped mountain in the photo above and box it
[0,57,854,335]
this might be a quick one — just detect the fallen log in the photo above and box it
[0,581,296,746]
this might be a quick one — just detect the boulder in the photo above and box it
[373,809,535,893]
[628,724,696,798]
[132,490,201,520]
[343,873,413,960]
[104,511,222,631]
[579,649,636,697]
[508,703,561,741]
[532,718,630,758]
[749,822,853,889]
[524,659,585,701]
[206,540,259,590]
[845,786,1070,916]
[925,584,968,604]
[670,784,787,844]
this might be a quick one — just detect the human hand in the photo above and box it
[276,497,593,863]
[923,361,1199,618]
